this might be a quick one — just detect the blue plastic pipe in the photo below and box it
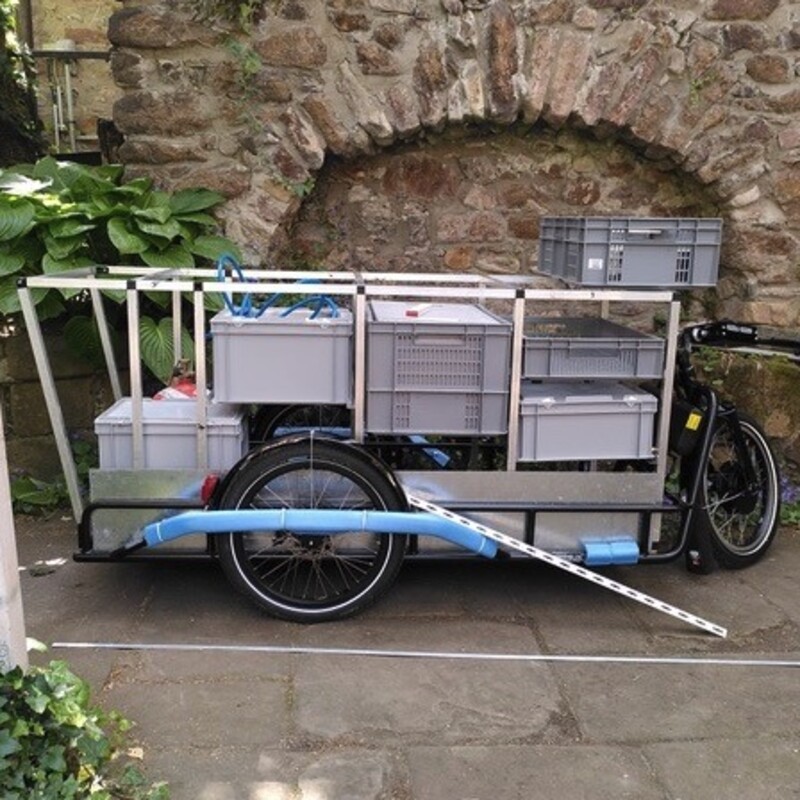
[142,509,498,558]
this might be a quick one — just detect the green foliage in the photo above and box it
[11,438,96,514]
[0,0,45,165]
[0,659,168,798]
[0,157,240,320]
[189,0,267,30]
[0,157,241,381]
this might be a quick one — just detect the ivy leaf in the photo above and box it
[107,217,149,255]
[169,188,224,214]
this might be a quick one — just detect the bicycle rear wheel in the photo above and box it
[700,412,780,568]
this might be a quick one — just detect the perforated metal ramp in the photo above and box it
[407,494,727,638]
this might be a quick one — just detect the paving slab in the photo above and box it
[294,651,564,746]
[553,659,800,743]
[644,738,800,800]
[407,744,665,800]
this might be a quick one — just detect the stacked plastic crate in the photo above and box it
[518,216,723,463]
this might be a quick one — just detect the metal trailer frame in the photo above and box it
[17,266,729,636]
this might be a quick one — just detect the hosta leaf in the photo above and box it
[0,251,25,276]
[107,217,149,255]
[134,218,182,240]
[172,211,217,227]
[190,235,242,262]
[139,315,194,383]
[64,314,113,369]
[141,244,194,269]
[43,233,84,261]
[47,217,96,238]
[0,200,35,241]
[169,188,224,214]
[132,204,172,224]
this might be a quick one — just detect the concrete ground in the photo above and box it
[15,514,800,800]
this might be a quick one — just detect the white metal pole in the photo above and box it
[0,400,28,671]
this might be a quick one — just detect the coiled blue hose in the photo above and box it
[216,254,338,319]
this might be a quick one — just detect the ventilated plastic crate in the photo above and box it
[523,317,665,379]
[211,307,352,405]
[538,216,722,288]
[366,301,511,434]
[95,398,248,471]
[518,381,657,461]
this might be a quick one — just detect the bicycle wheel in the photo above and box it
[216,438,407,622]
[700,411,780,568]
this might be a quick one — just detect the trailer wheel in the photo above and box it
[217,438,407,622]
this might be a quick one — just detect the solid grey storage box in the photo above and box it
[211,307,352,405]
[95,398,248,471]
[523,317,665,379]
[538,216,722,288]
[518,381,657,461]
[367,301,511,434]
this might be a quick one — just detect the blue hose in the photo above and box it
[216,254,338,319]
[142,508,498,558]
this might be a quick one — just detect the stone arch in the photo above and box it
[109,0,800,326]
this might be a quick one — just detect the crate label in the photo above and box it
[587,258,604,271]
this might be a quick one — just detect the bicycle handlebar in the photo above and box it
[680,320,800,356]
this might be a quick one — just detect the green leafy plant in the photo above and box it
[11,437,96,515]
[0,157,240,382]
[0,659,168,798]
[0,0,46,165]
[188,0,267,30]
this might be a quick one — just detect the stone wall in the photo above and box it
[107,0,800,328]
[1,333,116,480]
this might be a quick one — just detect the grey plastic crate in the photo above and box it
[211,307,352,405]
[95,398,248,471]
[366,301,511,434]
[538,216,722,288]
[523,317,665,379]
[518,381,657,461]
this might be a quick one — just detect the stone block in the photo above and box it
[384,83,422,138]
[117,137,208,165]
[436,212,507,243]
[705,0,779,21]
[113,91,213,136]
[575,62,622,127]
[487,1,520,123]
[522,28,559,122]
[255,27,327,69]
[338,62,394,144]
[382,156,459,200]
[543,31,593,127]
[374,22,404,50]
[746,54,791,84]
[606,47,664,128]
[330,12,370,32]
[108,7,221,49]
[413,39,448,128]
[281,107,326,170]
[356,42,403,75]
[448,61,486,123]
[302,94,371,158]
[722,23,769,55]
[109,50,147,89]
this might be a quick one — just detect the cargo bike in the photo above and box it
[19,218,790,637]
